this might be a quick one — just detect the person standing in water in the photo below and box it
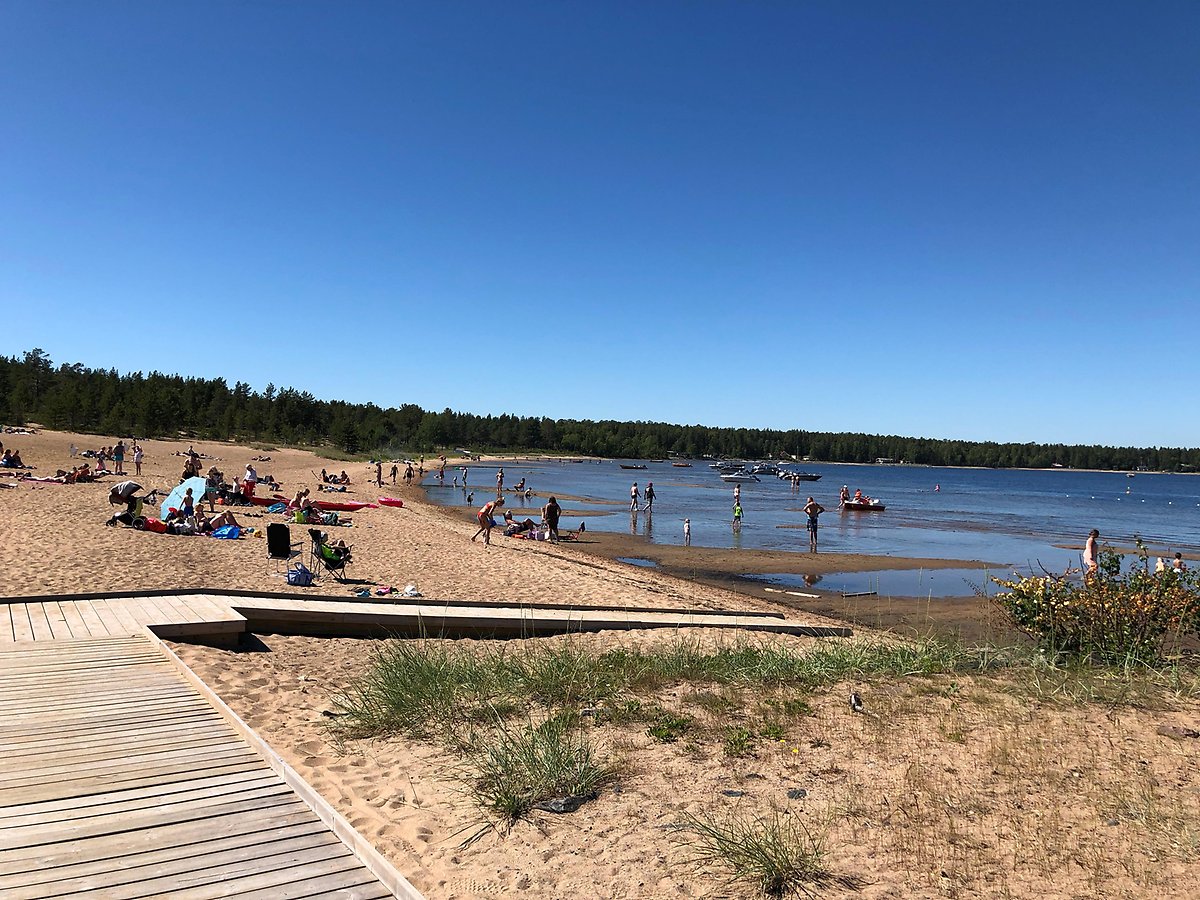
[802,496,825,553]
[683,518,691,546]
[644,482,655,511]
[630,482,640,512]
[732,503,743,529]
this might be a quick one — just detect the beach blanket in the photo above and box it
[211,525,241,540]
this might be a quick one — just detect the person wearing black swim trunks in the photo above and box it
[803,496,825,552]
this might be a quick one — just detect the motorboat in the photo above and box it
[671,462,693,467]
[750,463,780,476]
[619,464,648,470]
[842,499,885,511]
[779,470,821,481]
[720,472,760,483]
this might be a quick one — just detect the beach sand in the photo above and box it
[5,431,1198,898]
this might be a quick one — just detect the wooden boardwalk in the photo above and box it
[0,635,420,899]
[0,589,843,896]
[0,590,849,645]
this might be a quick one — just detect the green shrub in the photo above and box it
[723,725,757,757]
[992,546,1200,662]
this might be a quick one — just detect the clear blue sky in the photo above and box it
[2,2,1197,447]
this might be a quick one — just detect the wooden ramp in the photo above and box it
[0,590,851,645]
[0,635,421,899]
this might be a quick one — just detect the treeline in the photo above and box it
[2,349,1196,471]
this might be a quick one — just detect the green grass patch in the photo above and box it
[678,808,861,897]
[462,713,615,830]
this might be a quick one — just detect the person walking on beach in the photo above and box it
[644,482,655,511]
[472,496,504,546]
[630,482,640,512]
[683,518,691,546]
[803,496,825,552]
[133,444,143,476]
[375,461,383,487]
[390,464,398,484]
[542,496,561,542]
[1083,529,1100,576]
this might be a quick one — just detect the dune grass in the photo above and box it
[461,713,616,830]
[333,635,1006,740]
[678,807,861,898]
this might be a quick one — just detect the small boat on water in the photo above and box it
[779,471,821,482]
[750,463,780,476]
[620,464,648,470]
[720,472,760,483]
[672,462,693,467]
[842,499,885,511]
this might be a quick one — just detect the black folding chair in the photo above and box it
[307,528,352,583]
[267,523,294,574]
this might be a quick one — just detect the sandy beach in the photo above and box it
[4,430,1199,898]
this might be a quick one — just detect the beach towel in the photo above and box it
[211,525,240,540]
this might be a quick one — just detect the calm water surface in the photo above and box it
[424,460,1200,571]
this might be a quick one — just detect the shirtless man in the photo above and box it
[802,496,825,552]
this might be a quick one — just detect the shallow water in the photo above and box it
[425,460,1200,567]
[743,568,1001,599]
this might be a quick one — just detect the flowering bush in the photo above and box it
[992,545,1200,661]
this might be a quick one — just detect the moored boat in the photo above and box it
[841,499,885,511]
[619,464,648,470]
[671,462,692,467]
[720,472,760,483]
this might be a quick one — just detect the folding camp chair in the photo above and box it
[267,522,294,574]
[307,528,352,583]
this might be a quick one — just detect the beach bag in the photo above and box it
[287,563,314,587]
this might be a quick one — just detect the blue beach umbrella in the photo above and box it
[161,476,208,519]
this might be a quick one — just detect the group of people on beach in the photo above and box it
[69,440,140,475]
[1083,528,1189,578]
[471,493,568,546]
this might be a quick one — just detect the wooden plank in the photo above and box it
[0,605,14,643]
[10,604,34,642]
[0,803,323,870]
[52,599,89,638]
[25,603,55,642]
[0,823,332,897]
[0,704,214,744]
[0,738,254,789]
[0,756,267,807]
[163,854,372,900]
[0,789,303,850]
[41,600,73,639]
[0,723,238,767]
[89,840,356,899]
[91,598,146,636]
[0,769,281,822]
[68,599,109,637]
[0,776,288,830]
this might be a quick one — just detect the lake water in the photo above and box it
[424,460,1200,571]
